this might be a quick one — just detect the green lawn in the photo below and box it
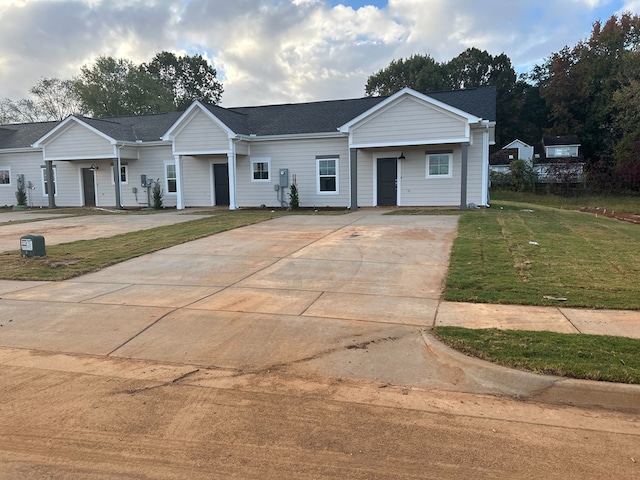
[433,327,640,384]
[490,190,640,213]
[0,210,289,281]
[443,200,640,309]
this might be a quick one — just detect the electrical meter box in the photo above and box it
[279,168,289,187]
[20,234,46,258]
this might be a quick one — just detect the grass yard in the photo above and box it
[433,327,640,384]
[0,210,289,281]
[490,191,640,213]
[443,200,640,309]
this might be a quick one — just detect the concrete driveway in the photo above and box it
[2,210,639,409]
[0,212,480,387]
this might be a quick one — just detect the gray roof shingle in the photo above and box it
[1,87,496,149]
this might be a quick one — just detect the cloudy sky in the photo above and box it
[1,0,638,108]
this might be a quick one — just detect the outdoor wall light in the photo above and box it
[90,163,99,171]
[399,152,406,160]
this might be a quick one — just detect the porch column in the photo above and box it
[227,152,237,210]
[349,148,358,211]
[45,160,56,209]
[460,142,469,210]
[114,152,123,210]
[174,155,184,210]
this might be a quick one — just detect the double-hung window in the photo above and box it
[426,152,453,178]
[0,167,10,186]
[41,166,57,196]
[112,164,129,184]
[165,163,177,193]
[251,158,271,182]
[317,157,338,194]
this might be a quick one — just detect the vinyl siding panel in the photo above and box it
[352,97,467,146]
[356,150,374,207]
[236,137,350,208]
[46,122,113,159]
[182,155,224,207]
[174,109,230,153]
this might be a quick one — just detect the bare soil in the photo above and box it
[1,350,639,479]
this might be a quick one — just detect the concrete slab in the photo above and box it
[435,301,580,333]
[88,284,224,308]
[238,258,447,298]
[560,308,640,339]
[74,253,278,286]
[1,281,128,303]
[303,292,438,326]
[0,299,172,355]
[112,308,403,369]
[0,279,50,295]
[188,287,321,315]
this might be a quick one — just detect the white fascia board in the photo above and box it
[236,131,345,142]
[162,101,236,141]
[32,116,116,148]
[172,149,232,156]
[0,146,43,154]
[42,154,117,161]
[339,87,482,133]
[504,138,532,149]
[349,137,471,149]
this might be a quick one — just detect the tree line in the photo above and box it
[0,51,223,122]
[366,13,640,193]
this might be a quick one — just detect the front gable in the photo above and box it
[33,117,116,161]
[163,102,235,155]
[341,89,480,148]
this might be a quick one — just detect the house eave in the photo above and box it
[236,131,345,142]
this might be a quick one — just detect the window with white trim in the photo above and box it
[0,167,10,186]
[426,152,452,178]
[111,164,129,185]
[41,166,57,196]
[165,163,177,193]
[251,158,271,182]
[317,157,339,194]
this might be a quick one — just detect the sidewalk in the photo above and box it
[435,301,640,339]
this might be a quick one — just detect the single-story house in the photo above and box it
[0,86,496,210]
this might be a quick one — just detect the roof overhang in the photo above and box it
[338,87,483,134]
[162,101,236,141]
[32,115,117,148]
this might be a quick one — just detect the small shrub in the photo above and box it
[289,174,300,209]
[152,179,163,209]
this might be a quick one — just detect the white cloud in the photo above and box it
[0,0,638,109]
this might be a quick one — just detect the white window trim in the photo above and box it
[426,152,453,179]
[0,166,11,187]
[41,166,58,197]
[164,160,177,195]
[111,164,129,185]
[316,157,339,195]
[250,157,271,183]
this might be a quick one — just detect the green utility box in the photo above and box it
[20,234,46,258]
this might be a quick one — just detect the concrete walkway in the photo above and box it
[0,209,639,411]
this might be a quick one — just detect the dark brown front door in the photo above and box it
[82,168,96,206]
[213,163,230,206]
[377,158,397,206]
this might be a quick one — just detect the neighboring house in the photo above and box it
[0,87,496,210]
[490,135,584,183]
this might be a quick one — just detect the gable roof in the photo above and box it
[543,135,580,146]
[1,86,496,150]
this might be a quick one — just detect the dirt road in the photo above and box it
[2,349,638,479]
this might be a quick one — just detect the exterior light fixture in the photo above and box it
[399,152,406,160]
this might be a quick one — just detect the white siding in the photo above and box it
[356,150,374,207]
[45,122,113,159]
[352,97,467,146]
[466,130,484,205]
[174,109,230,154]
[236,137,350,208]
[0,151,45,207]
[182,155,220,207]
